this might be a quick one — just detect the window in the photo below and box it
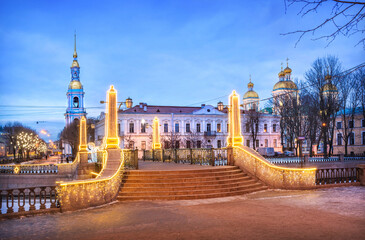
[175,141,180,149]
[349,132,355,145]
[227,124,229,132]
[73,97,79,108]
[141,141,146,150]
[265,139,268,147]
[175,123,179,133]
[197,123,201,133]
[129,123,134,133]
[337,122,342,129]
[197,140,202,148]
[246,140,250,148]
[207,123,211,132]
[141,123,146,133]
[362,132,365,145]
[246,123,249,133]
[217,140,222,148]
[273,124,277,133]
[118,123,120,136]
[164,141,169,149]
[337,133,342,146]
[264,124,267,133]
[186,123,191,133]
[349,120,354,128]
[217,124,221,133]
[256,140,259,148]
[362,119,365,128]
[128,141,134,149]
[186,141,191,149]
[255,123,259,132]
[164,123,168,133]
[274,139,277,148]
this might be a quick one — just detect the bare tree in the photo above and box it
[337,73,359,155]
[161,132,183,149]
[283,0,365,48]
[305,56,342,157]
[245,109,261,150]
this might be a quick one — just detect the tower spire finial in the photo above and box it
[249,74,251,83]
[281,62,283,71]
[73,31,77,59]
[286,57,289,67]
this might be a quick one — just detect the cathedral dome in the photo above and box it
[243,90,259,99]
[322,83,338,93]
[284,66,292,74]
[69,80,83,89]
[273,80,297,91]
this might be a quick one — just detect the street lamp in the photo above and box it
[100,97,133,110]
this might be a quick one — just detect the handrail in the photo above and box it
[233,145,317,189]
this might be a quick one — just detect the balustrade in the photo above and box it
[142,148,228,166]
[0,186,58,215]
[315,167,360,185]
[0,164,58,174]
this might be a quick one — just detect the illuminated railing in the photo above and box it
[142,148,228,166]
[315,168,360,185]
[123,149,138,169]
[233,146,317,189]
[0,186,59,216]
[56,150,125,212]
[0,155,80,176]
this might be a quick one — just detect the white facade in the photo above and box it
[95,103,282,151]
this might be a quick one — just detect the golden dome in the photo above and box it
[273,80,298,91]
[278,71,285,77]
[69,80,83,89]
[71,60,79,68]
[322,83,338,93]
[243,90,259,99]
[247,81,254,89]
[284,66,292,74]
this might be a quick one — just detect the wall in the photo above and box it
[233,145,316,189]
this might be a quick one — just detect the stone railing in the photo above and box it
[0,186,59,218]
[233,146,316,189]
[0,154,80,177]
[316,167,360,185]
[56,150,125,212]
[142,148,228,166]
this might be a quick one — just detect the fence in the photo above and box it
[267,155,365,165]
[142,148,228,166]
[0,186,59,216]
[315,168,360,185]
[123,149,138,169]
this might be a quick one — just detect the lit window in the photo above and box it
[217,124,221,132]
[264,124,267,133]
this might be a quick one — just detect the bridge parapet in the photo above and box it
[56,149,125,212]
[233,146,317,189]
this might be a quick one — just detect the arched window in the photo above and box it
[73,97,79,108]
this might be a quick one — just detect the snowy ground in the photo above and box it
[0,186,364,240]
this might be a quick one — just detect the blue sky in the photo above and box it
[0,0,364,141]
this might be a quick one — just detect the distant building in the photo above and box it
[333,108,365,155]
[95,99,282,152]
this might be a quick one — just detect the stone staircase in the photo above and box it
[118,166,268,201]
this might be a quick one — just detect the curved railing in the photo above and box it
[56,150,125,212]
[0,155,80,176]
[233,145,316,189]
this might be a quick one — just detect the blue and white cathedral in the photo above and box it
[65,34,86,125]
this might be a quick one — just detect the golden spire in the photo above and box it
[73,31,77,59]
[286,57,289,67]
[248,75,254,89]
[284,57,292,74]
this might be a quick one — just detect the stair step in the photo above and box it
[121,176,253,188]
[123,169,243,179]
[119,182,264,196]
[122,172,247,183]
[120,179,258,192]
[118,186,268,201]
[124,166,238,175]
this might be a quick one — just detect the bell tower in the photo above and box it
[65,33,86,126]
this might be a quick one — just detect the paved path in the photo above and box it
[1,186,364,240]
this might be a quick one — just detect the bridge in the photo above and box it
[1,87,365,218]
